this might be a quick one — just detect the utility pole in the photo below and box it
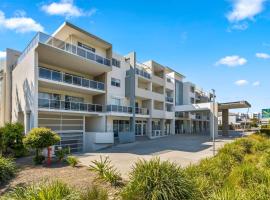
[212,89,216,156]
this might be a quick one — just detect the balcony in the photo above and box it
[135,67,151,79]
[38,98,104,113]
[38,67,105,95]
[106,105,133,114]
[166,96,174,103]
[135,107,149,115]
[18,32,112,75]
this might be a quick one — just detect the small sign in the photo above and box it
[262,109,270,119]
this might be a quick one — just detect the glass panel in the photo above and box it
[77,47,86,58]
[96,55,103,64]
[52,71,62,82]
[64,74,72,84]
[39,68,51,79]
[72,76,82,86]
[90,80,97,89]
[82,79,89,88]
[38,98,49,108]
[87,51,95,60]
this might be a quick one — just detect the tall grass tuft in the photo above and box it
[80,185,108,200]
[1,181,79,200]
[121,157,197,200]
[89,156,122,187]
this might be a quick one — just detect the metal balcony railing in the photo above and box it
[17,32,111,66]
[135,107,149,115]
[166,96,174,103]
[135,68,151,79]
[39,67,105,91]
[106,105,133,114]
[38,98,104,112]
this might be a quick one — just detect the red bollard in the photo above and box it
[47,147,52,166]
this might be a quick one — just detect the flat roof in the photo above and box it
[218,101,251,111]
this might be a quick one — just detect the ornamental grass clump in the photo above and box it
[121,158,196,200]
[89,156,122,187]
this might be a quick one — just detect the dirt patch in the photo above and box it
[0,156,120,198]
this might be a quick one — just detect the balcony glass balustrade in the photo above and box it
[106,105,133,114]
[39,67,105,91]
[17,32,111,66]
[38,98,104,112]
[135,107,149,115]
[166,96,174,103]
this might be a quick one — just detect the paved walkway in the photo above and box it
[78,132,245,179]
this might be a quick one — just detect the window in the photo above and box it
[65,95,84,103]
[38,92,60,100]
[190,97,195,104]
[111,97,121,106]
[113,120,130,137]
[112,58,121,68]
[77,42,95,52]
[190,86,195,93]
[111,78,120,87]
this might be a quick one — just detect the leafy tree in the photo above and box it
[1,123,24,156]
[24,128,60,164]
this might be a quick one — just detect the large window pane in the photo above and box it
[52,71,62,82]
[39,68,51,79]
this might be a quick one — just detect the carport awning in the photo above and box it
[218,101,251,111]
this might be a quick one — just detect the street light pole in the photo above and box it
[212,89,216,156]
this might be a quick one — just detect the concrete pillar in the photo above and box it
[161,119,165,136]
[222,109,229,136]
[171,119,175,135]
[210,103,218,138]
[147,118,152,138]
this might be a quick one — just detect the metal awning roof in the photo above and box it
[218,101,251,111]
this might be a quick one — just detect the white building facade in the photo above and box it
[0,22,218,152]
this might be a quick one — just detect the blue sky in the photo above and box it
[0,0,269,113]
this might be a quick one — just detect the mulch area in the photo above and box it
[0,156,120,198]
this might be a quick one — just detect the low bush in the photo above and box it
[33,155,45,165]
[121,158,196,200]
[260,128,270,136]
[2,181,109,200]
[0,156,16,184]
[66,156,79,167]
[55,147,70,162]
[1,181,79,200]
[80,185,108,200]
[1,123,25,157]
[89,156,122,187]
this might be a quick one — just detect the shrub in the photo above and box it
[80,185,108,200]
[218,142,245,162]
[0,156,16,184]
[260,128,270,136]
[55,147,70,162]
[66,156,79,167]
[121,158,196,200]
[235,138,255,154]
[89,156,122,187]
[1,180,79,200]
[33,155,45,165]
[1,123,25,157]
[24,128,60,164]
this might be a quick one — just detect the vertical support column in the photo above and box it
[210,103,218,138]
[222,109,229,136]
[147,118,152,138]
[171,119,175,135]
[161,119,165,136]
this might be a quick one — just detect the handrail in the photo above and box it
[106,105,133,114]
[39,67,105,91]
[166,96,174,103]
[38,98,104,112]
[17,32,111,66]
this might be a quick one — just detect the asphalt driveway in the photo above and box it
[78,132,244,179]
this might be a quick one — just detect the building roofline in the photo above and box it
[52,21,112,47]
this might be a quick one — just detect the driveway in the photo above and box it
[78,131,245,179]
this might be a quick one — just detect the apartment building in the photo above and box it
[0,22,218,153]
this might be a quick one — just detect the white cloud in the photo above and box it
[230,22,249,31]
[0,10,44,33]
[256,52,270,59]
[235,79,249,86]
[215,55,247,67]
[227,0,266,22]
[0,51,6,59]
[41,0,96,18]
[253,81,260,86]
